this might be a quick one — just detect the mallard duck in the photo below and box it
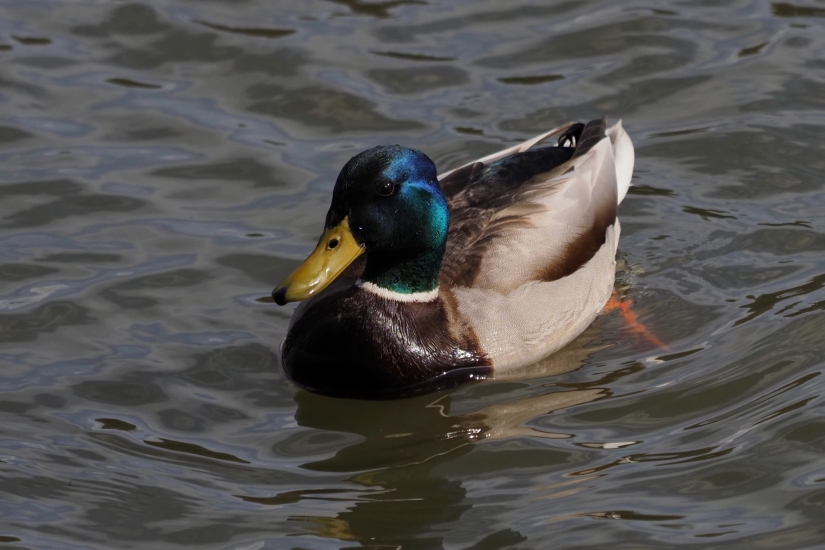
[272,119,634,399]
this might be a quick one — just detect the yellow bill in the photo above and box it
[272,217,364,305]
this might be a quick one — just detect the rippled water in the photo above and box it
[1,0,824,547]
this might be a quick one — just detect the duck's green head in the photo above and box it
[273,145,448,305]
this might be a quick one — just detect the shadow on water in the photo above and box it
[275,331,612,547]
[277,387,587,547]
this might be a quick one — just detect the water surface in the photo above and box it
[1,0,824,548]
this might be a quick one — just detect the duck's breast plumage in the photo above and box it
[282,284,492,398]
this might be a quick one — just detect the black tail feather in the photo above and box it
[570,118,607,159]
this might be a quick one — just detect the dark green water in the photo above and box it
[1,0,824,548]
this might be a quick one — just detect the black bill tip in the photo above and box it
[272,287,287,306]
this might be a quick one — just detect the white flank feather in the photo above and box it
[608,120,634,204]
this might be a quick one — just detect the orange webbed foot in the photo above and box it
[603,294,668,350]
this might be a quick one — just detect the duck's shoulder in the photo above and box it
[282,286,491,398]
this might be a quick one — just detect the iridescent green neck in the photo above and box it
[361,247,444,294]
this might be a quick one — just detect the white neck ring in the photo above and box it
[356,280,439,303]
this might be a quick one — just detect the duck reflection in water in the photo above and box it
[277,325,609,546]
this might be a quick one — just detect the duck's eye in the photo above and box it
[377,180,399,197]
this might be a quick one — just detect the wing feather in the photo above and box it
[439,119,622,294]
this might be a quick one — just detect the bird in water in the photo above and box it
[273,119,635,399]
